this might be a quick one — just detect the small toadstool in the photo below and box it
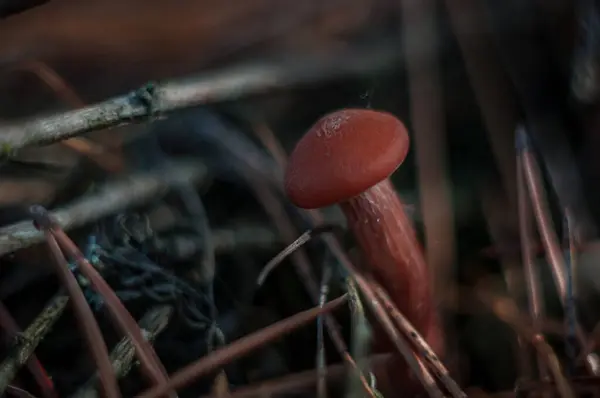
[285,108,443,392]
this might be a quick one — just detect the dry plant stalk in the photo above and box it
[476,286,575,398]
[13,61,123,172]
[257,228,453,398]
[39,228,120,398]
[32,210,172,390]
[72,306,174,398]
[0,161,206,256]
[200,353,392,398]
[0,294,68,395]
[137,295,348,398]
[0,45,396,152]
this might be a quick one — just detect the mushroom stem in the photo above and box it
[339,179,442,358]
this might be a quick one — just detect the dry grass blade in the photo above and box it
[370,281,466,397]
[136,295,348,398]
[39,230,120,398]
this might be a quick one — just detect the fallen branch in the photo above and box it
[71,306,174,398]
[0,44,397,153]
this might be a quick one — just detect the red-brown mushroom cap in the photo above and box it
[284,109,410,209]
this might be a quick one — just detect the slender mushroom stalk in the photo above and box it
[284,109,443,392]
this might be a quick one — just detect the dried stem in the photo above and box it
[517,126,597,373]
[517,153,548,380]
[370,281,466,397]
[136,295,348,398]
[258,227,444,397]
[71,306,173,398]
[0,161,206,256]
[44,222,171,390]
[40,231,119,398]
[199,353,393,398]
[0,45,396,152]
[0,301,56,398]
[0,294,68,395]
[476,286,575,398]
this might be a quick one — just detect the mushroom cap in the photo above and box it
[284,108,409,209]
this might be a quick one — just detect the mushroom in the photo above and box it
[284,108,443,391]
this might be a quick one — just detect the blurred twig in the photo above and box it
[13,61,124,172]
[71,305,173,398]
[0,295,69,395]
[0,44,397,152]
[0,161,206,256]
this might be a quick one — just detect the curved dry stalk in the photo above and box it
[12,61,123,172]
[41,232,120,398]
[47,224,171,390]
[136,295,348,398]
[370,281,466,397]
[0,301,56,398]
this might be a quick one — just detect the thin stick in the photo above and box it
[370,281,466,398]
[0,161,206,256]
[0,301,56,398]
[257,228,444,398]
[0,45,397,152]
[41,232,119,398]
[136,295,348,398]
[199,353,392,398]
[517,126,597,373]
[517,152,548,380]
[71,306,173,398]
[46,222,170,390]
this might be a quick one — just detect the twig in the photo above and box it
[136,295,348,398]
[0,294,69,394]
[476,285,575,398]
[37,230,120,398]
[370,281,466,398]
[517,151,548,380]
[71,306,173,398]
[0,161,206,256]
[13,61,123,172]
[0,301,56,398]
[316,265,332,398]
[0,44,397,152]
